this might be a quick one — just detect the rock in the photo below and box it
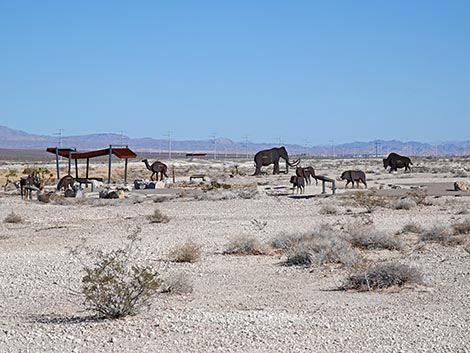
[100,189,126,199]
[454,181,469,191]
[64,189,76,198]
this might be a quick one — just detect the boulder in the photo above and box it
[454,181,469,191]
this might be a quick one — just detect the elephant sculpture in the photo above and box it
[253,146,300,175]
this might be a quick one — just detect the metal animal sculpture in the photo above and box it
[253,146,300,175]
[340,170,367,188]
[383,153,413,173]
[296,166,318,185]
[142,159,169,181]
[57,175,75,191]
[19,175,41,199]
[290,175,305,194]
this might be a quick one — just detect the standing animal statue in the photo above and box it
[142,159,169,181]
[383,153,413,173]
[57,175,75,191]
[253,146,300,175]
[290,175,305,194]
[296,166,318,185]
[340,170,367,188]
[19,175,41,199]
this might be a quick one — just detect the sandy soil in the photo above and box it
[0,157,469,352]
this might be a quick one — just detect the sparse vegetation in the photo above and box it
[407,189,428,206]
[4,211,23,224]
[224,235,270,255]
[160,272,194,294]
[147,209,170,223]
[236,187,258,199]
[402,222,424,234]
[169,240,201,263]
[420,225,464,246]
[393,198,416,210]
[250,219,268,232]
[342,263,423,291]
[78,228,161,319]
[319,204,339,215]
[452,218,470,235]
[347,225,403,251]
[349,191,387,213]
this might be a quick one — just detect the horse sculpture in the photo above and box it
[19,175,41,199]
[296,166,318,185]
[142,159,169,181]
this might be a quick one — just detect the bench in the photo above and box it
[190,174,206,181]
[314,175,336,195]
[75,177,103,192]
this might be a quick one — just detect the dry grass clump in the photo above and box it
[147,209,170,224]
[342,263,423,291]
[4,211,23,224]
[160,272,193,294]
[236,187,258,199]
[407,189,429,206]
[349,191,387,213]
[275,231,359,267]
[169,240,201,263]
[319,204,339,215]
[224,235,271,255]
[347,225,403,250]
[393,198,417,210]
[452,218,470,235]
[420,225,464,246]
[402,222,424,234]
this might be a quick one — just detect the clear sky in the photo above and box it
[1,1,469,144]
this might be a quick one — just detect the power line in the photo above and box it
[163,131,172,160]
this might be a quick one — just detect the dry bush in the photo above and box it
[4,211,23,224]
[407,189,429,206]
[349,191,387,213]
[342,263,423,291]
[275,231,359,267]
[420,225,464,246]
[224,235,270,255]
[319,204,339,215]
[250,219,268,232]
[402,222,424,234]
[452,218,470,235]
[347,225,403,250]
[160,272,193,294]
[393,198,417,210]
[197,190,237,201]
[147,209,170,224]
[236,187,258,199]
[78,229,161,319]
[169,240,201,263]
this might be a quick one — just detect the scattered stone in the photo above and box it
[454,181,469,191]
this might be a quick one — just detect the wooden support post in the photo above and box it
[107,145,112,184]
[322,180,326,194]
[55,147,60,181]
[172,165,175,183]
[86,158,90,179]
[68,151,72,175]
[75,159,78,179]
[124,158,128,184]
[332,181,336,195]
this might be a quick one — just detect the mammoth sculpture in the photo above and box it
[253,146,300,175]
[383,153,413,173]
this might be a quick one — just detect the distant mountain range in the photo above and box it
[1,125,469,157]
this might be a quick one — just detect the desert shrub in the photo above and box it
[250,219,267,232]
[160,272,193,294]
[203,180,231,191]
[282,232,359,267]
[4,211,23,224]
[198,190,237,201]
[394,198,417,210]
[224,235,270,255]
[319,204,338,215]
[169,240,201,263]
[347,225,403,250]
[402,222,424,234]
[420,225,464,246]
[236,187,258,199]
[342,263,423,291]
[79,229,161,319]
[147,209,170,223]
[452,218,470,235]
[407,189,428,206]
[350,191,387,213]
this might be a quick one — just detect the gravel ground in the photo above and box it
[0,157,469,352]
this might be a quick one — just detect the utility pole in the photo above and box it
[243,135,249,158]
[164,131,172,160]
[119,131,124,145]
[210,133,217,159]
[303,138,311,157]
[329,139,335,158]
[54,129,64,147]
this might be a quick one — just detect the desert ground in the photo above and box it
[0,155,469,353]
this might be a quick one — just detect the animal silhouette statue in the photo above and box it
[296,166,318,185]
[253,146,300,175]
[383,153,413,173]
[57,175,75,191]
[19,175,41,199]
[340,170,367,188]
[290,175,305,194]
[142,159,169,181]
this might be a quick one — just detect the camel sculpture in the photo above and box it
[142,159,169,181]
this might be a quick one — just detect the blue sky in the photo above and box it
[1,1,469,144]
